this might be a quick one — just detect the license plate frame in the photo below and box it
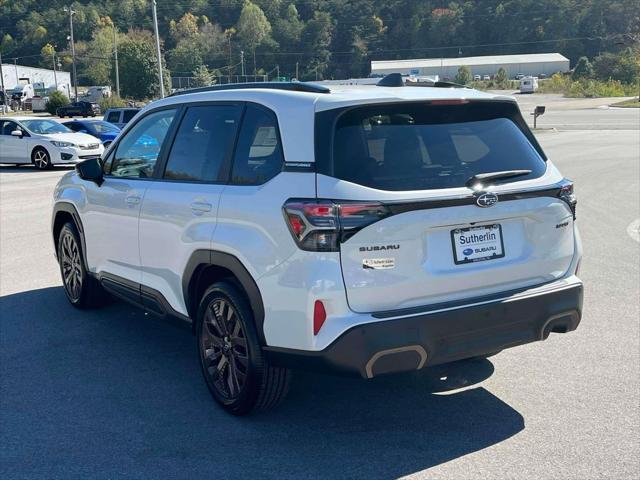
[451,224,505,265]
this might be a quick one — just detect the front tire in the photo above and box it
[57,222,106,308]
[197,282,291,415]
[32,147,51,170]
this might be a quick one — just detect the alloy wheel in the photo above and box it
[60,232,83,301]
[200,298,249,400]
[33,150,49,169]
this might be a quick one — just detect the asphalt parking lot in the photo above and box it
[1,96,639,479]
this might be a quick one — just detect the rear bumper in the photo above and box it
[265,280,583,378]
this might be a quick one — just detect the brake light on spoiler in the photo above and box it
[283,199,390,252]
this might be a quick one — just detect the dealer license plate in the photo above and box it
[451,224,505,265]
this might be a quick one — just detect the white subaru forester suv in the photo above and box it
[52,76,583,415]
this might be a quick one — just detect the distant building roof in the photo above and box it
[372,53,570,71]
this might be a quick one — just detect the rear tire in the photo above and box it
[32,147,51,170]
[57,222,107,308]
[197,282,291,415]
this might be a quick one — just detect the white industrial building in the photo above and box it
[371,53,570,79]
[1,63,71,93]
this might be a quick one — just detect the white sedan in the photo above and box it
[0,117,104,169]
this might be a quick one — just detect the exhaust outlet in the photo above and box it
[365,345,428,379]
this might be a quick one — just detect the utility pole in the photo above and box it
[295,61,299,80]
[276,65,279,80]
[240,50,245,78]
[0,50,5,113]
[52,52,58,90]
[113,26,120,97]
[64,6,78,101]
[151,0,165,98]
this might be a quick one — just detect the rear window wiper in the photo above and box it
[465,170,532,189]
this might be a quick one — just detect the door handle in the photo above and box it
[190,201,213,214]
[125,195,141,205]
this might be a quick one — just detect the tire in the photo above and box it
[57,222,106,309]
[32,147,51,170]
[197,281,291,415]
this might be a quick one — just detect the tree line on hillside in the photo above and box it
[0,0,638,99]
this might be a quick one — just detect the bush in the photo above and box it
[46,91,69,115]
[99,94,127,111]
[593,49,640,84]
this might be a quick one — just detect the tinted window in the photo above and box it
[0,121,19,135]
[326,102,546,191]
[64,122,82,132]
[122,110,138,123]
[106,111,120,123]
[110,109,176,178]
[231,105,283,185]
[164,105,242,182]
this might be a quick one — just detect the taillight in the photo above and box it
[558,180,577,219]
[283,199,390,251]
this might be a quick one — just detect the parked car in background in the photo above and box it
[103,108,140,129]
[0,117,103,169]
[473,74,481,81]
[57,101,101,118]
[539,73,547,79]
[52,78,582,414]
[63,119,120,148]
[483,75,491,81]
[515,73,526,80]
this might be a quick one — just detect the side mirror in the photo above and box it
[76,157,104,186]
[11,130,23,137]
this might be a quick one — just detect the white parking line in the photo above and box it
[627,219,640,242]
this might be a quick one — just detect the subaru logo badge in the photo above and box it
[476,192,499,208]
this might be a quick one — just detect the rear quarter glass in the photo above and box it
[315,101,547,191]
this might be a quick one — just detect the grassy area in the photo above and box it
[610,98,640,107]
[537,73,639,98]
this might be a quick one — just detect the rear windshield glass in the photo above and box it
[322,102,546,191]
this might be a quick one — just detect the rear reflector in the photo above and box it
[313,300,327,335]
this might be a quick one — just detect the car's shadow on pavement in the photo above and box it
[1,287,525,479]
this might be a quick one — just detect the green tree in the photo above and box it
[593,50,640,84]
[494,67,508,86]
[118,30,170,99]
[192,65,214,87]
[573,56,594,79]
[83,27,123,86]
[237,1,272,75]
[454,66,471,85]
[301,11,333,80]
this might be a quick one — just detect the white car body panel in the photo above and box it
[52,84,583,354]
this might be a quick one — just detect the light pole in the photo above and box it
[240,50,245,78]
[151,0,165,98]
[64,6,78,100]
[113,25,120,97]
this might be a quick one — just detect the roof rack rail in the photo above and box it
[169,81,330,97]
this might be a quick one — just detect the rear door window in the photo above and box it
[163,104,242,182]
[106,111,120,123]
[122,110,138,123]
[322,102,546,191]
[230,105,283,185]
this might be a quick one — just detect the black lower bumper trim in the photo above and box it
[265,283,583,378]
